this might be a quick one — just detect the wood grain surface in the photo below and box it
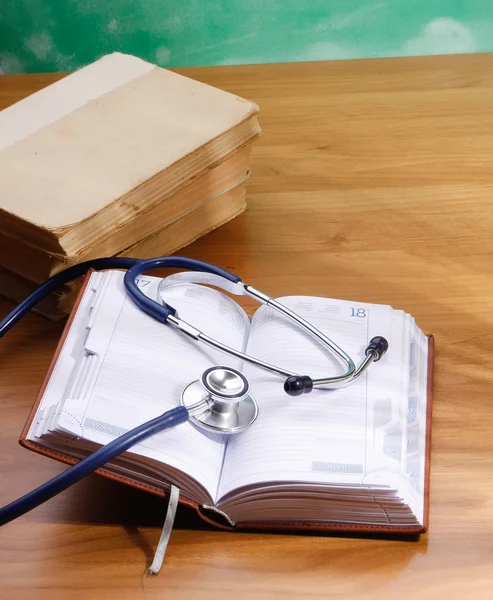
[1,53,493,599]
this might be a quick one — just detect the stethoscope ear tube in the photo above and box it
[0,255,243,340]
[124,257,242,323]
[283,335,388,394]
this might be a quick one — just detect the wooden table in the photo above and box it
[1,53,493,599]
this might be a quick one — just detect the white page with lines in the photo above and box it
[217,296,405,502]
[54,271,250,500]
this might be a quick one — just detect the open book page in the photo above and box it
[367,308,411,510]
[36,271,250,502]
[406,319,429,524]
[216,296,408,504]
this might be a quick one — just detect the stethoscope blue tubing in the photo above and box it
[0,256,241,339]
[0,406,188,526]
[0,256,240,526]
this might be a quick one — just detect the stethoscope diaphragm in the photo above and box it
[181,366,258,434]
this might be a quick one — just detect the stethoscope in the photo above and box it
[0,256,388,525]
[153,265,388,434]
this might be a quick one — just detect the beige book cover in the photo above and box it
[0,52,259,256]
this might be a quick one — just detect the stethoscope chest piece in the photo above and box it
[181,366,258,434]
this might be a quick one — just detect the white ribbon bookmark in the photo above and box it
[146,485,180,576]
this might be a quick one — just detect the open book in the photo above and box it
[21,270,433,535]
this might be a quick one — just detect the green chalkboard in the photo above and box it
[1,1,493,74]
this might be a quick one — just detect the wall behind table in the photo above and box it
[1,1,493,74]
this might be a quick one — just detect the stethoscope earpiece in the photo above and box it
[365,336,389,361]
[283,375,314,396]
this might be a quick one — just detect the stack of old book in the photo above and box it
[0,53,260,319]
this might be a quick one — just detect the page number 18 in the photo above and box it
[350,307,367,318]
